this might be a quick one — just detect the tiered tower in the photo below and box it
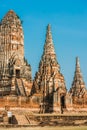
[70,57,86,97]
[32,24,66,112]
[0,10,32,96]
[0,10,24,67]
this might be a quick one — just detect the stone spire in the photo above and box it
[0,10,25,77]
[32,24,66,113]
[0,10,32,96]
[42,24,60,73]
[76,57,81,73]
[44,24,55,56]
[32,24,66,100]
[70,57,86,97]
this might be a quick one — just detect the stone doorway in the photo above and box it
[60,95,66,114]
[16,69,20,78]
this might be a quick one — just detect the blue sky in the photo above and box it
[0,0,87,90]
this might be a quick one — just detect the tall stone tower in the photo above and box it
[0,10,32,96]
[0,10,24,67]
[70,57,86,97]
[32,24,66,113]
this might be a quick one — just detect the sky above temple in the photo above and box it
[0,0,87,90]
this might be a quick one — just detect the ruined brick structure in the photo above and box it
[31,24,67,113]
[0,10,32,98]
[0,10,87,113]
[70,57,87,108]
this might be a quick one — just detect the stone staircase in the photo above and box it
[16,78,26,96]
[15,114,29,125]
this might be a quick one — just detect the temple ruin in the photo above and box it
[70,57,87,108]
[0,10,87,113]
[31,24,66,113]
[0,10,32,105]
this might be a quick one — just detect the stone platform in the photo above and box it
[0,108,87,127]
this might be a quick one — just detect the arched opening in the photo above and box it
[61,95,65,108]
[60,95,66,114]
[16,69,20,78]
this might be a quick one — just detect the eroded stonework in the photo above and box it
[70,57,87,107]
[32,25,67,113]
[0,10,87,114]
[0,10,32,96]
